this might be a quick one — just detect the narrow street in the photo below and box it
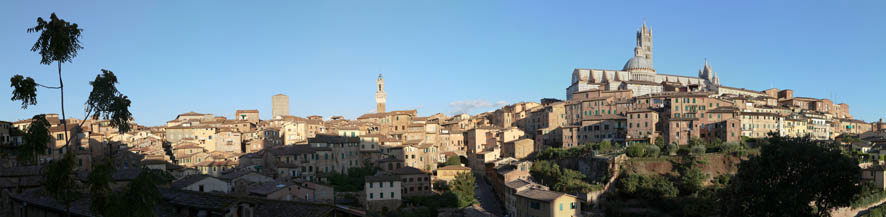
[475,175,505,217]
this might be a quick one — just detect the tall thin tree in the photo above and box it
[14,13,84,150]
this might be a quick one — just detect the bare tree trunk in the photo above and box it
[58,61,69,152]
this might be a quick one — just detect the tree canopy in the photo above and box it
[450,172,477,207]
[28,13,83,65]
[721,136,861,217]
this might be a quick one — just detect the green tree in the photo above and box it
[531,160,601,193]
[530,160,562,186]
[617,173,678,200]
[10,13,136,217]
[450,172,477,207]
[554,169,600,193]
[327,166,377,192]
[597,141,613,153]
[118,169,171,217]
[88,160,115,217]
[666,143,678,156]
[721,136,861,217]
[688,137,705,147]
[689,145,706,155]
[17,115,51,164]
[644,145,660,157]
[88,168,172,217]
[12,13,84,147]
[626,144,646,157]
[654,137,666,148]
[43,151,79,217]
[676,155,708,196]
[445,155,461,166]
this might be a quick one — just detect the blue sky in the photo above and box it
[1,0,884,126]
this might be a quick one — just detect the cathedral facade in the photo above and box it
[566,22,721,99]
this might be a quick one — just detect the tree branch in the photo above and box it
[36,82,61,89]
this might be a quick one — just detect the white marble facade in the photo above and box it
[567,22,720,99]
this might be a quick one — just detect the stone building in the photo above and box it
[436,165,471,182]
[391,166,433,197]
[626,108,660,143]
[235,110,260,123]
[171,174,232,193]
[502,138,535,160]
[514,188,581,217]
[363,174,402,212]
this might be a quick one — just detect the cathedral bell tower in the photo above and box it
[634,21,654,63]
[375,74,386,113]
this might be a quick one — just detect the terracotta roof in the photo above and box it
[365,174,400,182]
[390,166,426,175]
[248,181,291,196]
[178,112,206,116]
[357,113,386,119]
[377,156,403,163]
[195,160,237,167]
[0,165,43,177]
[267,145,330,156]
[719,86,764,94]
[10,188,96,216]
[174,144,204,150]
[308,134,360,144]
[218,170,267,181]
[708,106,740,113]
[583,114,626,121]
[171,174,221,189]
[505,179,534,189]
[740,112,781,117]
[515,188,568,201]
[437,165,470,170]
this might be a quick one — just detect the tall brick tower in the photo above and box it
[375,74,386,113]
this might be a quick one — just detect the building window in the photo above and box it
[530,202,540,209]
[369,193,373,199]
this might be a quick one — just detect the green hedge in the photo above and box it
[863,203,886,217]
[852,185,886,208]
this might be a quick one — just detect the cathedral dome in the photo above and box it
[623,56,654,72]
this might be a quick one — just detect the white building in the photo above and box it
[566,22,722,99]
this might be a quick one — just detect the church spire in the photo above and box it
[698,59,720,86]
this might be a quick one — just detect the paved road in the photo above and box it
[475,175,505,217]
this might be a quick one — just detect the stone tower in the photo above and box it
[634,21,654,64]
[623,21,656,79]
[272,94,289,119]
[375,74,386,113]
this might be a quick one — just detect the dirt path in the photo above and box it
[831,198,886,217]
